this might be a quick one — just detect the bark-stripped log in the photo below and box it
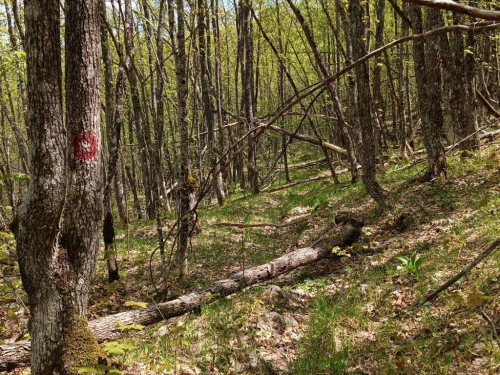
[0,220,362,370]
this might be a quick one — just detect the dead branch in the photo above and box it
[268,124,348,155]
[476,89,500,118]
[402,0,500,21]
[414,239,500,308]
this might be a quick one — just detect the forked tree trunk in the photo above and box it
[15,0,103,373]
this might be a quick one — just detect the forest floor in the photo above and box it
[2,139,500,374]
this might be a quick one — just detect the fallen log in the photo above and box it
[0,219,363,370]
[215,216,309,229]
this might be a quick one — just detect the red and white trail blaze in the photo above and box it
[74,131,98,160]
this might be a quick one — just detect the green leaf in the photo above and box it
[395,256,408,265]
[114,321,145,331]
[444,352,453,365]
[77,367,93,374]
[415,255,425,270]
[106,347,125,356]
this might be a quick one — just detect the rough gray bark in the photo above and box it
[409,5,446,180]
[211,0,228,187]
[372,0,386,156]
[424,8,446,176]
[15,0,67,372]
[101,0,123,282]
[14,0,103,373]
[62,0,103,323]
[349,0,387,205]
[169,0,195,278]
[154,0,168,287]
[449,2,479,151]
[2,219,362,370]
[11,0,25,42]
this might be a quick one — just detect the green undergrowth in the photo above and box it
[4,143,500,374]
[102,142,500,374]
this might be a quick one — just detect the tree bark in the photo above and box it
[449,1,479,151]
[349,0,387,205]
[101,0,124,282]
[198,0,226,205]
[169,0,195,278]
[409,5,446,180]
[15,1,67,372]
[15,0,103,373]
[239,0,259,195]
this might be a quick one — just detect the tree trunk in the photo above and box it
[198,0,226,205]
[101,0,124,283]
[15,0,103,373]
[239,0,259,195]
[409,4,446,180]
[450,1,479,151]
[373,0,386,158]
[169,0,195,278]
[349,0,387,205]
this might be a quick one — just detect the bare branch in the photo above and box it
[402,0,500,21]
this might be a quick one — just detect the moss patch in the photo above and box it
[61,314,102,375]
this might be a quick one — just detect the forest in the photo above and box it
[1,0,500,373]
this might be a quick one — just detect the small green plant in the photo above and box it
[114,321,145,331]
[104,339,136,356]
[396,252,425,277]
[331,246,351,258]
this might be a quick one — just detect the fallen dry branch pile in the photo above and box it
[0,217,363,370]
